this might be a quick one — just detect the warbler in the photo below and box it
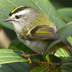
[4,6,70,56]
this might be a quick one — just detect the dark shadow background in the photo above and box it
[51,0,72,9]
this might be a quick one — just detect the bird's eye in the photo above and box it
[15,15,20,19]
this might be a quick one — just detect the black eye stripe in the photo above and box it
[9,6,30,16]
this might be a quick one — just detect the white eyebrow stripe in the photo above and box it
[11,9,30,17]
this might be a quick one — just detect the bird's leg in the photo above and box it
[21,51,41,64]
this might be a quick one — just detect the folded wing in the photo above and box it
[26,25,61,40]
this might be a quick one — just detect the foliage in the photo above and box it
[0,0,72,72]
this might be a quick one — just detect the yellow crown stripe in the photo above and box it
[11,6,24,14]
[11,6,30,14]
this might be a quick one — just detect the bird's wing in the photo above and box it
[26,25,61,40]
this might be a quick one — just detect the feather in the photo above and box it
[26,25,61,40]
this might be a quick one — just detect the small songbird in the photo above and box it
[5,6,62,55]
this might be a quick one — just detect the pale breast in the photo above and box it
[17,33,48,54]
[24,40,48,54]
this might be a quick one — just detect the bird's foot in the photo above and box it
[21,51,41,64]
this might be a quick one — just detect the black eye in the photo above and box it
[15,15,20,19]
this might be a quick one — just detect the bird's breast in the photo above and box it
[17,33,48,54]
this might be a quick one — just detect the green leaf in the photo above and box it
[0,25,2,29]
[55,48,70,58]
[0,62,31,72]
[30,65,60,72]
[43,23,72,57]
[61,63,72,71]
[67,36,72,45]
[0,49,28,64]
[61,69,67,72]
[0,0,65,30]
[9,38,32,53]
[30,66,48,72]
[57,8,72,23]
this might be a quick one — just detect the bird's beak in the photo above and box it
[4,18,14,22]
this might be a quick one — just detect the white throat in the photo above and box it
[12,22,23,33]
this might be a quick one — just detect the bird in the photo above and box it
[4,6,71,63]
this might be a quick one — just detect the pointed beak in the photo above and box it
[4,18,14,22]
